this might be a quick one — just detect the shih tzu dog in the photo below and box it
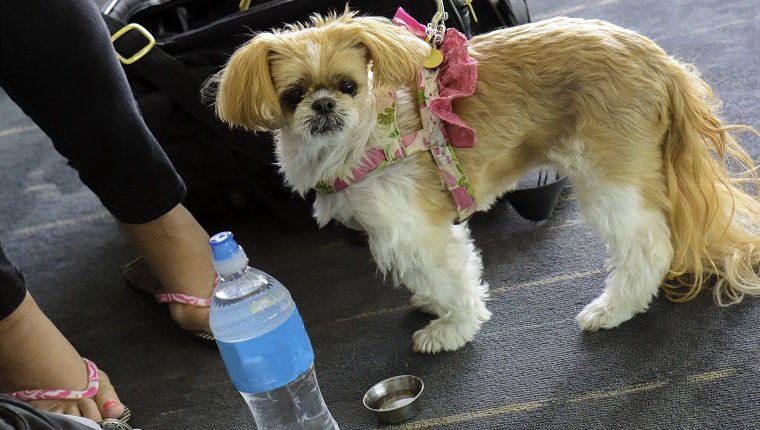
[211,8,760,353]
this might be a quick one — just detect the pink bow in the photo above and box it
[393,8,478,148]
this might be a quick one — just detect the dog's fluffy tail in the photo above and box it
[663,61,760,305]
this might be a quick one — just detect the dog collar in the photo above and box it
[315,11,478,223]
[312,93,429,194]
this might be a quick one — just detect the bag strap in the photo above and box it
[103,15,231,139]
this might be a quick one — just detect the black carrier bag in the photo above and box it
[101,0,561,228]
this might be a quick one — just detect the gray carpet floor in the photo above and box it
[2,0,760,428]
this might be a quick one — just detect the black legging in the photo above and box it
[0,0,187,320]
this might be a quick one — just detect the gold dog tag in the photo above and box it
[424,47,444,69]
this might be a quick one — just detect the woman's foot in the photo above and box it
[118,204,215,333]
[0,293,126,421]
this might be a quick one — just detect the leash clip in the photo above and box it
[426,0,448,46]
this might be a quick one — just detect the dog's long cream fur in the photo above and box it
[212,11,760,353]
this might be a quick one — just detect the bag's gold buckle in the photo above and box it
[111,23,155,65]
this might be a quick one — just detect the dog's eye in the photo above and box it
[283,88,304,107]
[339,79,357,96]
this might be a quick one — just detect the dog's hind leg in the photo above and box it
[572,179,674,331]
[368,220,491,353]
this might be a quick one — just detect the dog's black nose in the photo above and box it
[312,98,335,114]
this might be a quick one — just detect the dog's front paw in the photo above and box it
[412,317,484,354]
[576,295,637,332]
[410,294,440,316]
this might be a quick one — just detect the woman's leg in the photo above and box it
[0,0,216,419]
[0,246,26,323]
[0,246,125,421]
[0,0,184,223]
[0,0,216,330]
[118,204,214,333]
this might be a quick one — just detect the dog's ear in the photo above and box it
[214,33,282,131]
[348,17,431,90]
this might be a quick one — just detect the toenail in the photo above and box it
[103,400,121,410]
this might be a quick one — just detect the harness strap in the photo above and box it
[418,68,476,222]
[314,74,476,223]
[315,9,477,223]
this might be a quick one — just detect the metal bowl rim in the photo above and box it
[362,375,425,412]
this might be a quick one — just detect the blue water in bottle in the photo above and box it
[208,232,339,430]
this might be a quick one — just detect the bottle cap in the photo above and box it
[209,231,248,275]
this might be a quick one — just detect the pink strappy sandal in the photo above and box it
[4,358,131,422]
[122,257,217,341]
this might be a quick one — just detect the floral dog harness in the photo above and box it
[315,8,478,223]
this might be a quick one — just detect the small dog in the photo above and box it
[212,10,760,353]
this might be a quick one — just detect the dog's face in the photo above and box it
[213,12,431,141]
[266,33,371,141]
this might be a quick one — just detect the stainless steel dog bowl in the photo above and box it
[363,375,424,424]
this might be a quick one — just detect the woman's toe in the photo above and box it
[78,398,102,422]
[94,370,126,420]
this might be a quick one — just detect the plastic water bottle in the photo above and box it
[208,231,340,430]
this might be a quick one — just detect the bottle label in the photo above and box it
[216,308,315,394]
